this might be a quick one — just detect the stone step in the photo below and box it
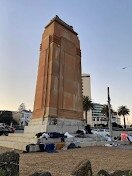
[0,125,107,152]
[0,140,28,151]
[8,133,99,144]
[70,137,96,142]
[0,138,99,151]
[0,135,37,143]
[9,133,25,137]
[79,141,106,147]
[0,135,107,151]
[0,134,99,149]
[9,133,36,138]
[9,132,100,141]
[38,136,97,144]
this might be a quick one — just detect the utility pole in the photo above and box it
[107,87,112,137]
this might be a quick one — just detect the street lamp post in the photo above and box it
[107,87,113,137]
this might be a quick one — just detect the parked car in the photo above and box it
[0,125,15,136]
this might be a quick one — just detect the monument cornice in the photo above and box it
[45,15,78,36]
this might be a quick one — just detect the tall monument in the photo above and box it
[26,16,84,133]
[0,16,92,151]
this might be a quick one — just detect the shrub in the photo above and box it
[0,168,6,176]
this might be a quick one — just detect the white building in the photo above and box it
[92,103,106,126]
[12,111,21,124]
[19,110,32,126]
[82,73,93,126]
[92,103,121,127]
[81,74,121,127]
[111,112,121,125]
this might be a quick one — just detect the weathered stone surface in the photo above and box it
[96,170,110,176]
[71,159,92,176]
[32,16,83,121]
[30,172,52,176]
[110,170,131,176]
[0,151,19,176]
[97,170,132,176]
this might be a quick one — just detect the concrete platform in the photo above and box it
[0,131,129,151]
[0,117,87,151]
[0,132,102,151]
[1,118,126,151]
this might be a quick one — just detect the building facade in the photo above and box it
[19,110,32,126]
[111,112,121,125]
[92,103,121,126]
[12,110,32,126]
[92,103,105,126]
[82,74,93,126]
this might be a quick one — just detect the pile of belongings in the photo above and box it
[75,129,87,137]
[35,132,74,141]
[127,134,132,144]
[26,141,80,153]
[75,125,93,137]
[25,131,81,152]
[35,132,67,139]
[26,143,56,153]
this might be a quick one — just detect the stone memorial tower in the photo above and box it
[25,16,84,133]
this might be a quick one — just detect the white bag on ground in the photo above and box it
[40,133,50,139]
[64,132,74,138]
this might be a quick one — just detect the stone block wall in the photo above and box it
[0,151,19,176]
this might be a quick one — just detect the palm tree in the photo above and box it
[118,106,130,129]
[101,105,114,128]
[101,104,113,119]
[101,105,109,118]
[83,96,94,124]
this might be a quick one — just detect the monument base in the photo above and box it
[24,117,86,134]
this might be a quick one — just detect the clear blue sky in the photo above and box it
[0,0,132,123]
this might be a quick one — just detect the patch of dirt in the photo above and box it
[0,146,131,176]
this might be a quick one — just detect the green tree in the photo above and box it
[0,111,18,126]
[18,103,26,112]
[101,105,113,121]
[0,168,6,176]
[101,105,114,129]
[101,105,109,118]
[118,106,130,129]
[83,96,94,124]
[0,111,13,125]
